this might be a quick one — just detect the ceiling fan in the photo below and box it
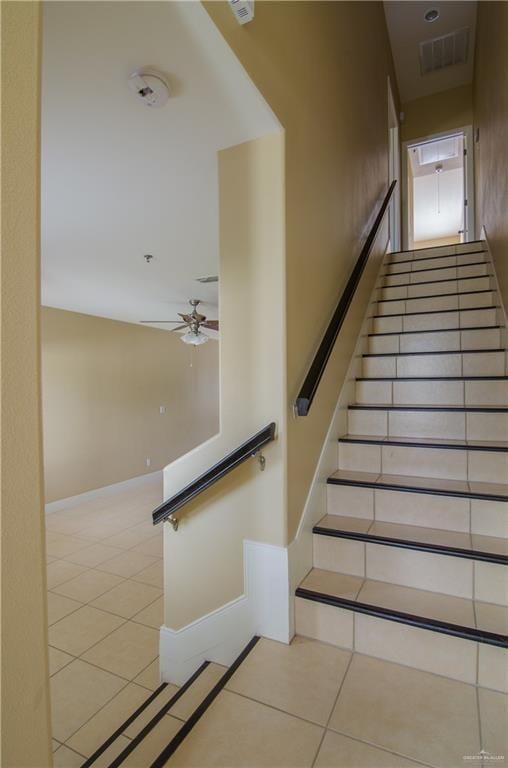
[140,299,219,345]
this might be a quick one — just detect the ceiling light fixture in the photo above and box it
[424,8,440,22]
[181,330,209,346]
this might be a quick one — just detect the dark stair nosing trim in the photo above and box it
[295,588,507,649]
[349,403,508,412]
[327,475,508,503]
[363,347,504,358]
[371,304,498,319]
[381,261,489,280]
[148,636,260,768]
[98,661,211,768]
[368,325,501,338]
[376,289,494,305]
[357,375,508,381]
[338,435,508,453]
[313,525,508,565]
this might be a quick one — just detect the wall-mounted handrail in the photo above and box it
[294,180,396,417]
[152,423,277,528]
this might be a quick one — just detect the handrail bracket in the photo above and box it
[167,515,179,532]
[253,450,266,471]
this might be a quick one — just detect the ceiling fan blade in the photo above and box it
[178,313,193,323]
[202,320,219,331]
[171,325,188,332]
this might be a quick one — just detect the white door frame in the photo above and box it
[401,125,475,251]
[387,77,401,251]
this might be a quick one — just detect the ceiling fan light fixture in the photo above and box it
[181,330,209,346]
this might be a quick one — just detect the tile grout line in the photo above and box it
[310,653,355,768]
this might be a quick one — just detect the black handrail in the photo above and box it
[152,423,277,526]
[295,180,396,417]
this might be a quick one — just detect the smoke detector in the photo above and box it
[128,67,171,108]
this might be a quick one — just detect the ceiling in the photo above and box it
[384,1,477,103]
[42,1,279,329]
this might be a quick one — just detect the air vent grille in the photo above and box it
[419,27,470,75]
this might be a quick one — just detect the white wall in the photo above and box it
[413,167,463,242]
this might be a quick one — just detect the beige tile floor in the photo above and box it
[170,637,507,768]
[46,477,166,760]
[48,479,507,768]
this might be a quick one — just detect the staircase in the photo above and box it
[295,239,508,687]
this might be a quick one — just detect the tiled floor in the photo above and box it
[46,476,165,761]
[169,637,507,768]
[47,479,507,768]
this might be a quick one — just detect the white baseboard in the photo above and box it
[159,539,290,685]
[45,470,163,514]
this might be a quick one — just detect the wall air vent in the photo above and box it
[419,27,470,75]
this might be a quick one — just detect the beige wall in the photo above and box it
[42,307,219,502]
[163,132,286,629]
[401,84,473,142]
[473,2,508,310]
[1,2,52,765]
[205,1,398,539]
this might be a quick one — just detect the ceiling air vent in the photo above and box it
[419,27,470,75]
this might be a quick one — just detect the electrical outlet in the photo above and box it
[145,457,151,467]
[159,405,166,414]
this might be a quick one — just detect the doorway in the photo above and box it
[402,127,475,251]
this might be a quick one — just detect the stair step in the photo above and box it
[377,278,492,303]
[313,514,508,565]
[384,249,489,270]
[376,292,497,317]
[367,328,502,356]
[339,435,508,485]
[372,307,498,335]
[295,569,507,648]
[363,346,504,357]
[327,476,507,539]
[386,242,486,265]
[369,325,502,337]
[384,257,488,277]
[339,434,508,452]
[356,377,508,406]
[350,403,508,411]
[328,468,508,502]
[381,265,490,287]
[362,349,506,378]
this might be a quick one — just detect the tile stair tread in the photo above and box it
[338,434,508,451]
[368,326,502,337]
[363,348,505,357]
[371,304,498,319]
[314,514,508,560]
[327,469,508,501]
[384,248,487,266]
[376,289,494,304]
[380,262,489,279]
[297,569,507,642]
[356,376,508,380]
